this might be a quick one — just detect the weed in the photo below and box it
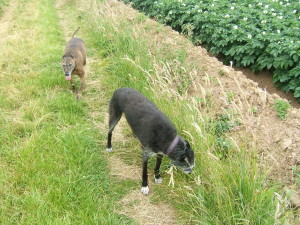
[218,69,226,76]
[208,113,240,159]
[215,137,233,158]
[273,99,291,119]
[136,13,147,23]
[213,113,239,136]
[227,90,235,103]
[249,107,257,114]
[291,166,300,186]
[182,23,194,40]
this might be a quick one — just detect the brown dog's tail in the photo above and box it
[71,27,80,38]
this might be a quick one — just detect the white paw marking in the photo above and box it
[155,177,163,184]
[105,147,112,152]
[141,186,149,195]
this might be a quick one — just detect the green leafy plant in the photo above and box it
[291,166,300,186]
[213,113,239,136]
[123,0,300,101]
[210,113,239,158]
[216,137,233,159]
[249,107,257,114]
[273,99,291,119]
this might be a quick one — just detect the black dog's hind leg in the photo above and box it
[154,154,163,183]
[106,101,122,152]
[141,149,150,195]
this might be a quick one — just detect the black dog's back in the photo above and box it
[109,88,176,151]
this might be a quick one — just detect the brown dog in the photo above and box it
[62,27,86,99]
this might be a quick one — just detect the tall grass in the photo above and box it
[72,0,288,223]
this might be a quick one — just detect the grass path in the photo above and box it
[0,0,177,224]
[0,0,137,223]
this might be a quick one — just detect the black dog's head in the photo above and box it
[169,138,195,174]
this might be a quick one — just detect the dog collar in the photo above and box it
[166,135,180,156]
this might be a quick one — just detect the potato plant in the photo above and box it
[123,0,300,100]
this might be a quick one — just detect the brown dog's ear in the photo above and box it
[62,54,74,59]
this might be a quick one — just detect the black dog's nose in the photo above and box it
[65,72,70,76]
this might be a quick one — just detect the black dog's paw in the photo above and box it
[154,177,163,184]
[105,147,112,152]
[141,186,149,195]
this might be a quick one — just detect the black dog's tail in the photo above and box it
[71,27,80,38]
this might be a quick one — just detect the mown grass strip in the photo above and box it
[0,0,134,224]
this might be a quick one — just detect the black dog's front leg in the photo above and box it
[154,154,163,183]
[141,150,150,195]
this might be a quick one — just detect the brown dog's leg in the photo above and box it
[77,71,86,100]
[69,80,76,93]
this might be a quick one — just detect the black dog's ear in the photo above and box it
[185,140,191,150]
[179,154,187,162]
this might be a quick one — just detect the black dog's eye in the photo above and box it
[180,157,186,162]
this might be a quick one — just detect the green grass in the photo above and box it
[0,0,292,224]
[0,0,134,224]
[0,0,9,16]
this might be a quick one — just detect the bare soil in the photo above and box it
[236,68,300,109]
[118,190,176,225]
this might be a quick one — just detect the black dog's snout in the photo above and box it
[183,168,193,174]
[65,72,70,76]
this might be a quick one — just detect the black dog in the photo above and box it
[106,88,195,195]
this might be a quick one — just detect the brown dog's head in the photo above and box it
[62,55,75,81]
